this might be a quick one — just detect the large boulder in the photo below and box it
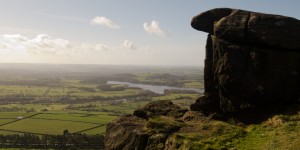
[133,100,188,119]
[105,100,188,150]
[105,115,148,150]
[191,8,300,115]
[105,101,250,150]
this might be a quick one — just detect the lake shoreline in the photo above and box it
[107,81,204,94]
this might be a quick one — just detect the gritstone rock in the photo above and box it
[190,8,300,115]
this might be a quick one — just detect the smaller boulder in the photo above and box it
[105,116,148,150]
[133,100,188,119]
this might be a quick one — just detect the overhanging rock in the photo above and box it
[191,8,300,114]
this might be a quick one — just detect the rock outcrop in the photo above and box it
[190,8,300,118]
[105,101,188,150]
[105,100,300,150]
[105,101,248,150]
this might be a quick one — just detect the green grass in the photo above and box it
[147,116,185,134]
[0,112,35,118]
[0,118,98,135]
[94,105,136,114]
[163,112,300,150]
[0,104,69,111]
[31,112,116,124]
[0,111,117,135]
[183,81,204,88]
[235,114,300,150]
[0,81,143,101]
[165,120,246,150]
[0,85,49,96]
[0,130,20,135]
[0,74,204,137]
[80,126,107,135]
[152,94,199,101]
[0,119,15,125]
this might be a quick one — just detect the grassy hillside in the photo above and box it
[165,111,300,149]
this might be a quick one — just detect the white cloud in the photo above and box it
[0,34,73,55]
[27,34,71,54]
[93,43,113,51]
[0,34,28,55]
[90,16,120,29]
[79,43,113,52]
[3,34,28,42]
[143,20,167,37]
[122,40,136,50]
[0,42,7,49]
[0,34,122,56]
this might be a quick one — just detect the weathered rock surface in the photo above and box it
[105,101,246,150]
[133,100,188,119]
[105,115,148,150]
[105,101,188,150]
[192,8,300,49]
[191,8,300,116]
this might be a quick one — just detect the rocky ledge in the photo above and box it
[105,101,244,150]
[105,100,299,150]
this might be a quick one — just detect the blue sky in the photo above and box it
[0,0,299,66]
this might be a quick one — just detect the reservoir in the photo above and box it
[107,81,204,94]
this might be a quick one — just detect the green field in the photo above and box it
[0,65,203,137]
[0,92,200,136]
[0,112,117,135]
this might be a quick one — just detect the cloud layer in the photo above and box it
[0,34,72,55]
[90,16,120,29]
[143,20,167,37]
[0,34,140,56]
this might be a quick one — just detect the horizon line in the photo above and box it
[0,62,204,68]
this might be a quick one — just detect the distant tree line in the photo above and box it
[164,89,199,94]
[97,85,127,91]
[0,78,60,86]
[82,73,201,87]
[0,107,27,112]
[0,87,158,105]
[82,73,138,84]
[0,132,104,149]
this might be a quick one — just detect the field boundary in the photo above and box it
[0,113,41,127]
[73,124,106,134]
[30,117,100,125]
[0,128,50,136]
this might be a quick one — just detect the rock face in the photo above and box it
[105,101,188,150]
[191,8,300,115]
[105,115,148,150]
[105,101,251,150]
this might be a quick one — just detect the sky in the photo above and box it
[0,0,299,66]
